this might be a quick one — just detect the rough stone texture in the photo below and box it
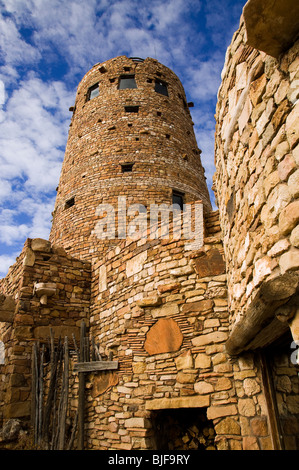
[243,0,299,58]
[214,14,299,354]
[49,56,211,260]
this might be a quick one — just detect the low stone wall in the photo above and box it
[0,238,91,425]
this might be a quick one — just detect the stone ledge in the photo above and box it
[243,0,299,58]
[145,395,210,410]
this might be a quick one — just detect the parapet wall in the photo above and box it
[214,15,299,354]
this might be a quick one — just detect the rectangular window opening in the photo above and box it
[65,197,75,209]
[87,83,99,101]
[124,106,139,113]
[121,163,134,173]
[118,75,137,89]
[172,190,184,210]
[155,79,168,96]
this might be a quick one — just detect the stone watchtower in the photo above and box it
[49,56,211,260]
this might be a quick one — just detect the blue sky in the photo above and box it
[0,0,246,277]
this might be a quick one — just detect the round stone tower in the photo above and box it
[49,56,211,260]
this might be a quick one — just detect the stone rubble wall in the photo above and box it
[214,16,299,339]
[49,56,211,261]
[80,211,274,450]
[0,238,91,425]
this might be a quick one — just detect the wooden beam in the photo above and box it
[73,360,118,373]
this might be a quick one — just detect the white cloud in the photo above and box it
[0,14,41,67]
[0,80,5,105]
[0,253,19,276]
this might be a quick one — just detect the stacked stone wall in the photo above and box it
[49,56,211,261]
[0,238,91,426]
[214,16,299,346]
[74,211,274,450]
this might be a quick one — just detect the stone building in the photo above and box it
[0,0,298,451]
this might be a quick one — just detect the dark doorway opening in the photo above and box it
[151,408,216,450]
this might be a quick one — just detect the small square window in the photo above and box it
[124,106,139,113]
[172,190,184,210]
[87,83,99,100]
[119,75,137,89]
[155,79,168,96]
[121,163,134,173]
[65,197,75,209]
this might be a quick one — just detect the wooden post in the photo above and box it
[78,321,86,450]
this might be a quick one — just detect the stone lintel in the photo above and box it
[145,395,210,411]
[243,0,299,58]
[226,271,299,355]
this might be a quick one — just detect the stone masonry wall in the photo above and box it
[214,16,299,350]
[0,238,91,425]
[75,210,275,450]
[49,56,211,261]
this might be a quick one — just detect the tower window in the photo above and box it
[172,190,184,210]
[65,197,75,209]
[124,106,139,113]
[87,83,99,101]
[155,79,168,96]
[118,75,137,89]
[121,163,134,173]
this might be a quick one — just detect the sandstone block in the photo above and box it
[192,331,228,347]
[157,282,180,294]
[194,381,214,394]
[146,395,210,410]
[182,299,214,314]
[175,350,194,370]
[250,417,269,436]
[98,265,107,292]
[288,168,299,198]
[92,371,118,398]
[215,417,241,435]
[151,302,179,318]
[144,318,183,355]
[286,101,299,148]
[31,238,51,252]
[252,256,272,287]
[23,248,35,266]
[237,398,256,417]
[170,265,194,277]
[126,251,147,277]
[250,74,267,106]
[290,225,299,247]
[176,372,197,384]
[195,353,211,369]
[124,418,151,428]
[193,248,226,278]
[279,201,299,235]
[264,170,279,197]
[215,377,232,391]
[278,154,296,181]
[268,238,290,257]
[243,378,261,396]
[243,436,259,450]
[137,295,161,307]
[207,404,237,420]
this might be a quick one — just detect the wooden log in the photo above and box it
[58,336,69,450]
[37,344,45,446]
[78,320,86,450]
[73,360,119,373]
[31,343,37,444]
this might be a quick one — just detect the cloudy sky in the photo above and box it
[0,0,246,277]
